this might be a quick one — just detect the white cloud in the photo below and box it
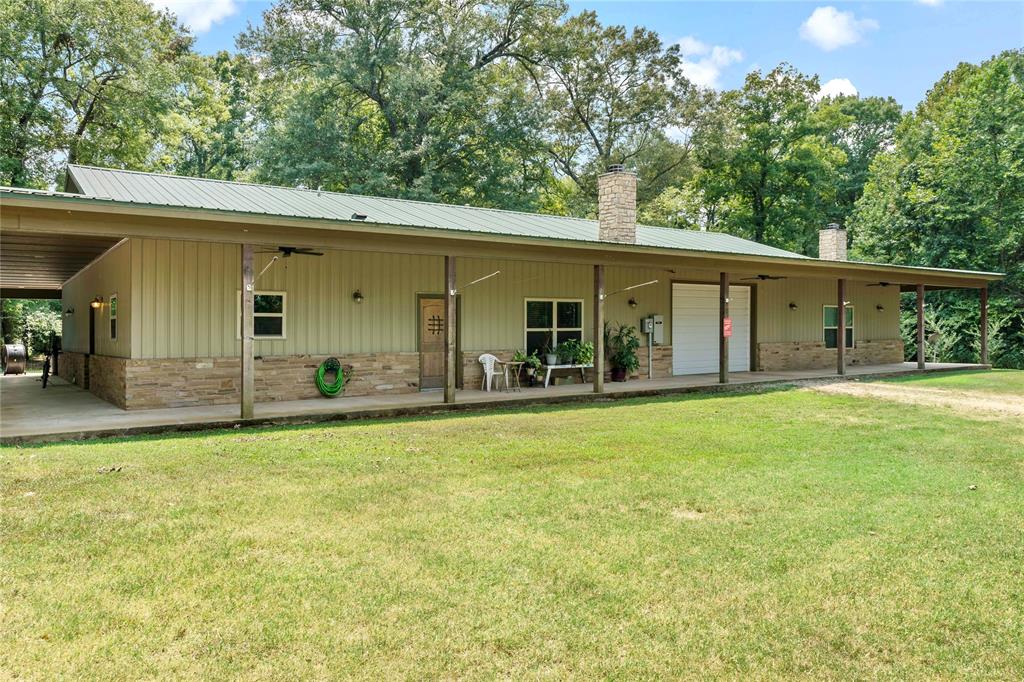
[917,0,943,5]
[799,6,879,51]
[676,36,743,89]
[151,0,238,34]
[816,78,859,100]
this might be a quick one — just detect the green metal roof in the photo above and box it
[65,165,809,260]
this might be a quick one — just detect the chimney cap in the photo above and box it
[606,163,626,173]
[826,222,843,230]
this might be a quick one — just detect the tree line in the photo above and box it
[2,0,1020,366]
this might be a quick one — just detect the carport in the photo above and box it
[1,203,123,389]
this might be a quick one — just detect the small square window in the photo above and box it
[237,291,286,339]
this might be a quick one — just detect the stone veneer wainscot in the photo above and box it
[757,339,904,371]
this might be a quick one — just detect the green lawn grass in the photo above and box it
[3,375,1024,679]
[879,368,1024,395]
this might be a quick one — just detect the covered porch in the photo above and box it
[0,361,987,444]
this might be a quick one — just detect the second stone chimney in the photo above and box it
[598,164,637,243]
[819,223,848,261]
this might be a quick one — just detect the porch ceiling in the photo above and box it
[0,231,121,292]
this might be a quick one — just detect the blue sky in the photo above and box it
[165,0,1023,108]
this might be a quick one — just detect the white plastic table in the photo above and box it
[540,363,593,388]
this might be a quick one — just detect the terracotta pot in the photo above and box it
[611,367,628,382]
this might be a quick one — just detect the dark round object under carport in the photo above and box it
[2,343,27,375]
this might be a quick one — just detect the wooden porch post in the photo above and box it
[980,286,989,365]
[240,243,254,419]
[916,284,926,369]
[444,255,457,404]
[719,272,729,384]
[594,264,605,394]
[837,278,846,376]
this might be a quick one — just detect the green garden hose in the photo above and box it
[315,357,345,397]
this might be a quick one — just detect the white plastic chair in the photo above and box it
[478,353,504,392]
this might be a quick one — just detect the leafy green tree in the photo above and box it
[534,11,700,213]
[817,95,904,225]
[694,65,844,253]
[153,51,257,180]
[240,0,561,209]
[1,299,61,355]
[0,0,190,187]
[852,50,1024,367]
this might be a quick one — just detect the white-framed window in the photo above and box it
[524,298,583,356]
[109,293,118,340]
[823,305,854,349]
[237,291,287,339]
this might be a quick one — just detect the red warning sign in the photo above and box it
[723,317,732,337]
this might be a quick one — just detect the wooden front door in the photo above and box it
[419,296,446,389]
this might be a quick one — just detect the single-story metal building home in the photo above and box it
[0,164,1000,418]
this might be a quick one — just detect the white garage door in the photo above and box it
[672,283,750,375]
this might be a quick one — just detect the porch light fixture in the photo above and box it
[64,307,75,317]
[628,297,638,309]
[876,304,885,312]
[90,296,103,309]
[788,302,798,311]
[352,289,364,304]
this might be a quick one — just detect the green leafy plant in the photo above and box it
[555,338,580,364]
[575,341,595,365]
[605,322,640,373]
[513,349,542,370]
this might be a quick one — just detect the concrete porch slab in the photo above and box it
[0,362,989,445]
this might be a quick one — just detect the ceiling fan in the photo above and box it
[258,246,324,258]
[741,274,787,281]
[867,281,893,287]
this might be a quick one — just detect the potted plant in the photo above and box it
[542,333,558,366]
[557,338,580,365]
[526,351,541,373]
[605,323,640,382]
[513,349,541,378]
[576,341,595,366]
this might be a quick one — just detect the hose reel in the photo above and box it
[315,357,345,397]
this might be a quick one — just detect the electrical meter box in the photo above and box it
[642,315,665,345]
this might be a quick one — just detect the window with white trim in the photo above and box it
[237,291,287,339]
[524,299,583,356]
[823,305,854,349]
[109,293,118,340]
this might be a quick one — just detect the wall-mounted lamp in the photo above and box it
[64,307,75,317]
[90,296,103,309]
[788,302,798,311]
[352,289,364,304]
[876,304,885,312]
[628,297,638,309]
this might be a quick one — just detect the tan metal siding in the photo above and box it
[457,258,674,351]
[756,278,901,343]
[127,237,902,360]
[60,239,131,357]
[131,238,444,358]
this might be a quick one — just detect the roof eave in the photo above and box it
[0,189,1004,285]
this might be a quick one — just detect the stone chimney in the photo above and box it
[819,222,848,261]
[598,164,637,243]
